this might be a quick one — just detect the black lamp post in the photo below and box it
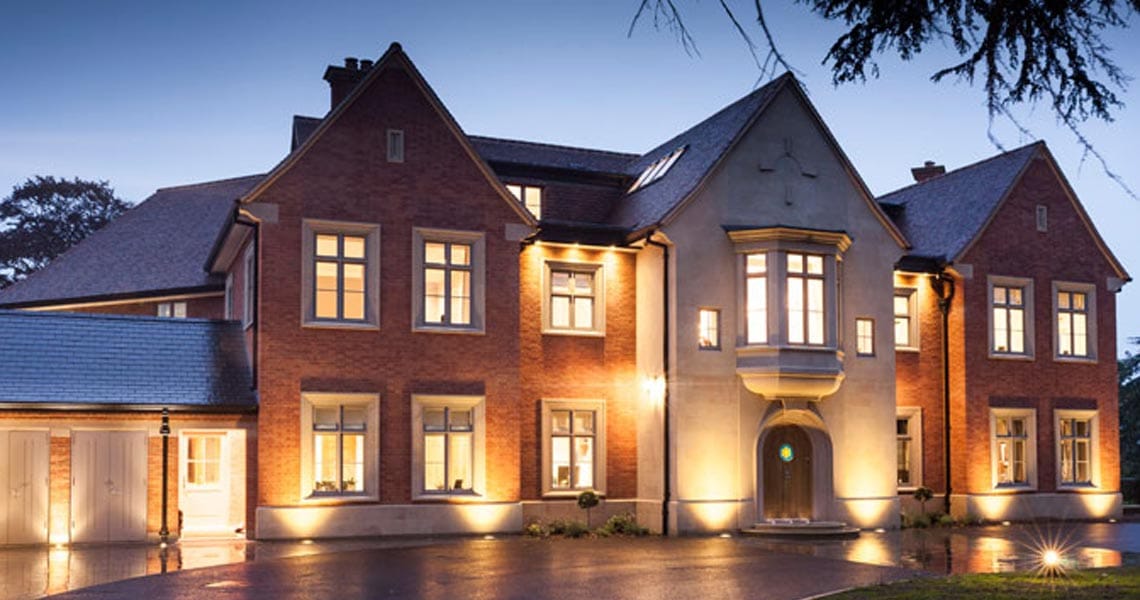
[159,407,171,543]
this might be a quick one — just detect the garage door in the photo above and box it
[71,431,147,543]
[0,431,50,545]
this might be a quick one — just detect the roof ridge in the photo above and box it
[0,308,231,325]
[293,114,322,122]
[468,135,639,158]
[156,173,266,193]
[880,141,1042,203]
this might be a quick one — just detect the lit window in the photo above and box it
[185,434,222,488]
[1058,417,1092,485]
[855,318,874,356]
[1055,283,1095,360]
[413,395,485,498]
[745,253,767,344]
[894,289,917,350]
[387,129,404,163]
[242,245,255,328]
[157,301,188,319]
[786,253,825,345]
[506,184,543,220]
[414,229,485,332]
[300,393,378,500]
[896,408,922,488]
[991,410,1036,487]
[542,399,606,495]
[698,308,720,350]
[628,146,686,193]
[990,278,1033,356]
[301,221,380,328]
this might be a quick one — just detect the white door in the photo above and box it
[0,431,50,545]
[179,432,230,533]
[71,431,147,543]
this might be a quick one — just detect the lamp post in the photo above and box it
[159,407,171,544]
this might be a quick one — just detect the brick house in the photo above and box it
[0,43,1127,543]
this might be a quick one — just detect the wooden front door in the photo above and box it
[762,425,812,520]
[71,431,147,543]
[1,430,50,545]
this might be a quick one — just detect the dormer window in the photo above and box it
[506,184,542,220]
[628,146,686,193]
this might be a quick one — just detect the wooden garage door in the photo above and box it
[0,431,50,545]
[71,431,147,543]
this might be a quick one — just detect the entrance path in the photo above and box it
[45,537,918,600]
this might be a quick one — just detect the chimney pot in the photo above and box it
[344,57,359,70]
[910,160,946,183]
[360,59,374,70]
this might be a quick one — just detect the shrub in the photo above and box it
[524,522,549,537]
[562,520,591,538]
[904,513,932,529]
[599,513,649,536]
[936,513,956,527]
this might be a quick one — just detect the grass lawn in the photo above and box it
[832,566,1140,599]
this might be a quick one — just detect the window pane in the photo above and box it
[506,184,522,200]
[997,440,1010,483]
[343,236,365,259]
[314,406,340,431]
[424,268,447,323]
[993,308,1008,352]
[552,437,571,489]
[895,317,910,347]
[316,234,339,257]
[574,437,594,488]
[894,295,910,317]
[449,433,472,490]
[524,187,542,219]
[424,408,446,431]
[1075,419,1090,437]
[746,253,766,274]
[897,418,909,436]
[746,277,767,344]
[1009,288,1022,306]
[424,242,447,265]
[343,263,364,292]
[897,439,911,485]
[1060,440,1073,482]
[449,409,472,431]
[574,273,593,295]
[787,253,803,274]
[450,270,471,326]
[807,279,824,344]
[316,291,338,319]
[1058,292,1070,310]
[158,303,171,318]
[173,302,187,318]
[342,434,364,492]
[1013,440,1026,482]
[316,261,339,290]
[342,406,366,431]
[996,417,1009,437]
[450,244,470,267]
[574,411,595,435]
[993,286,1006,304]
[1010,418,1025,437]
[1009,309,1024,353]
[1073,293,1086,310]
[551,296,571,328]
[551,271,571,294]
[343,291,364,320]
[699,309,719,348]
[806,255,823,275]
[551,411,571,434]
[788,277,804,344]
[314,433,339,492]
[424,434,446,491]
[574,297,594,329]
[1074,314,1088,356]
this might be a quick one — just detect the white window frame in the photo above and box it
[698,307,721,351]
[855,317,875,356]
[301,220,381,330]
[242,244,255,329]
[785,252,826,346]
[989,408,1037,490]
[540,399,606,497]
[413,228,486,334]
[744,253,768,345]
[893,288,919,351]
[299,393,380,502]
[411,394,486,500]
[1052,281,1097,363]
[157,301,188,319]
[542,260,605,336]
[896,407,922,490]
[987,275,1035,360]
[387,129,404,163]
[1055,409,1099,489]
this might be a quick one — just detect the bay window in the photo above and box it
[786,253,824,345]
[745,253,767,344]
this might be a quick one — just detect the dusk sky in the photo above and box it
[2,1,1137,352]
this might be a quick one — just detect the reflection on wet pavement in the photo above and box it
[743,522,1140,575]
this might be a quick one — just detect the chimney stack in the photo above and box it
[910,160,946,183]
[322,56,368,110]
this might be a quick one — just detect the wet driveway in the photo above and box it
[1,521,1137,599]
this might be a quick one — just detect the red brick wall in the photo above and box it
[958,155,1120,494]
[518,244,639,500]
[253,61,528,507]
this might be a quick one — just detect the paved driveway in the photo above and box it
[48,537,919,600]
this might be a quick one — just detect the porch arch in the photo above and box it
[754,406,834,522]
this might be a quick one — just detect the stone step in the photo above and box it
[740,520,861,539]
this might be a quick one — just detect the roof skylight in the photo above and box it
[628,146,686,193]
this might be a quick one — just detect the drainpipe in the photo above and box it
[645,234,670,536]
[930,270,955,515]
[159,407,171,543]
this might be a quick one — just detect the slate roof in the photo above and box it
[878,143,1040,261]
[0,310,255,409]
[468,136,637,175]
[0,174,264,307]
[606,75,788,233]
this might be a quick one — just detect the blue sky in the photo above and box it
[2,1,1137,353]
